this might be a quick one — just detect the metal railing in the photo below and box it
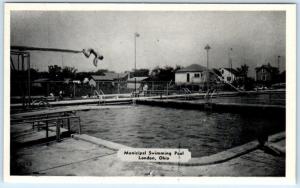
[18,113,81,142]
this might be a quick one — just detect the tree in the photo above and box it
[76,72,92,81]
[174,65,183,72]
[150,65,177,81]
[94,69,110,75]
[133,69,149,77]
[38,71,50,79]
[235,64,250,89]
[279,71,286,83]
[236,64,249,78]
[244,77,255,90]
[267,63,280,83]
[11,68,39,82]
[62,66,77,79]
[48,65,62,80]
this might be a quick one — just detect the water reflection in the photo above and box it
[78,105,285,157]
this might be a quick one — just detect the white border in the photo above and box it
[3,3,296,184]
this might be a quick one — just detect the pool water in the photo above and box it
[77,105,285,157]
[199,93,285,105]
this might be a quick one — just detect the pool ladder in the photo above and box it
[182,88,192,100]
[95,89,106,105]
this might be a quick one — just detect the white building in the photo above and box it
[89,73,128,89]
[219,68,238,84]
[175,64,208,85]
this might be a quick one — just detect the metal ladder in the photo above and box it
[182,88,192,100]
[95,89,105,105]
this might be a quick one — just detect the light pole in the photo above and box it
[228,48,233,72]
[134,32,140,93]
[277,55,281,72]
[204,44,211,93]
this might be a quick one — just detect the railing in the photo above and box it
[30,97,52,108]
[209,70,243,93]
[20,114,81,142]
[95,89,106,105]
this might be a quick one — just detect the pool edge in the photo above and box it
[72,131,285,167]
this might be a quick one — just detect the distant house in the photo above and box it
[127,76,149,89]
[219,68,239,84]
[175,64,210,86]
[72,80,81,84]
[255,64,279,84]
[89,72,128,89]
[63,78,72,84]
[63,78,81,85]
[32,78,49,87]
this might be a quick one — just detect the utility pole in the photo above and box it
[277,55,281,72]
[61,54,64,68]
[204,44,211,93]
[134,32,140,94]
[229,48,233,71]
[73,82,76,98]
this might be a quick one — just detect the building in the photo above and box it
[32,78,49,88]
[255,64,279,84]
[219,68,239,84]
[89,72,128,90]
[175,64,208,85]
[127,76,149,89]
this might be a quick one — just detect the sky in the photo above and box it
[10,11,286,77]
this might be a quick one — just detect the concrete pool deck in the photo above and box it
[11,132,285,176]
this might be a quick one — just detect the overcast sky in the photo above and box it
[11,11,285,77]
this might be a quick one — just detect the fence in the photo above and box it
[10,79,242,105]
[11,80,201,100]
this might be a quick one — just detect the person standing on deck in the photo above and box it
[143,84,148,96]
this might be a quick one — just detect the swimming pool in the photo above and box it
[183,92,286,105]
[77,105,285,157]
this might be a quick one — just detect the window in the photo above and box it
[263,75,267,81]
[261,75,266,81]
[194,73,200,78]
[227,77,231,82]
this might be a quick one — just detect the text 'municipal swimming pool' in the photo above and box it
[118,148,191,162]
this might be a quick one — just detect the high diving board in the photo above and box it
[11,105,132,119]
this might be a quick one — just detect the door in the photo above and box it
[187,73,190,83]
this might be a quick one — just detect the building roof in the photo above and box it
[91,73,128,81]
[127,76,149,82]
[255,64,278,73]
[33,78,49,82]
[176,64,207,73]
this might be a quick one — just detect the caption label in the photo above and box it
[117,148,191,163]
